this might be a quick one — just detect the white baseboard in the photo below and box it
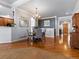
[11,37,28,43]
[0,41,11,44]
[0,37,28,44]
[45,36,54,38]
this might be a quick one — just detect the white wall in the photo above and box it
[11,8,29,42]
[45,28,54,37]
[73,0,79,13]
[0,8,30,43]
[0,27,12,43]
[58,16,72,35]
[12,27,28,42]
[0,27,28,43]
[55,16,58,36]
[41,28,54,37]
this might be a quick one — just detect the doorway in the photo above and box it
[59,22,69,45]
[63,23,68,35]
[58,19,71,49]
[63,22,69,46]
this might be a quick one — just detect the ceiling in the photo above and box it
[0,0,78,17]
[2,0,17,4]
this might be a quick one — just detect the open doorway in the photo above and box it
[59,22,69,38]
[63,22,68,35]
[63,22,68,44]
[59,21,70,45]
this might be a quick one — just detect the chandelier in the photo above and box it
[34,8,41,19]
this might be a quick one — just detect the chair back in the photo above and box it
[33,28,42,38]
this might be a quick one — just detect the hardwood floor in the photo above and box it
[0,35,79,59]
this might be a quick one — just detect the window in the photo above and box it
[44,20,50,27]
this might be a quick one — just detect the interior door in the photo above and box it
[63,23,68,35]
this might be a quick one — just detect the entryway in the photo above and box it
[63,22,68,44]
[63,23,68,35]
[58,21,71,49]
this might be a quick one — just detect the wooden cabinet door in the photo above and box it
[0,17,4,26]
[73,13,79,32]
[71,13,79,49]
[0,17,14,26]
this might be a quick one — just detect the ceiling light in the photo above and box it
[0,5,3,8]
[34,8,41,19]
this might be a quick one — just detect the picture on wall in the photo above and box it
[44,20,50,27]
[19,16,28,27]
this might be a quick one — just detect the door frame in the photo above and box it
[60,21,70,35]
